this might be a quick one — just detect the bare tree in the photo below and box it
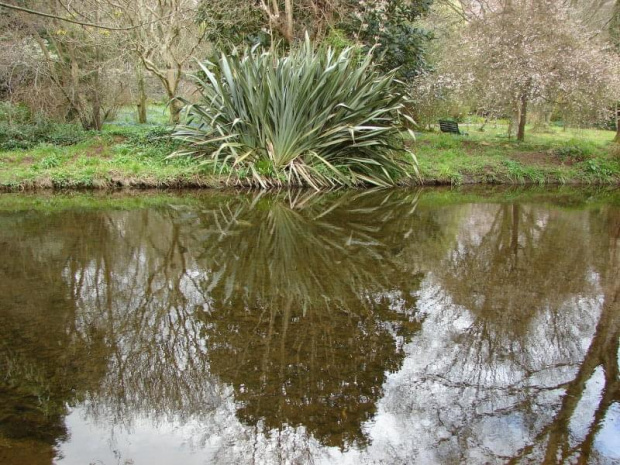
[0,0,131,129]
[104,0,208,123]
[0,0,211,125]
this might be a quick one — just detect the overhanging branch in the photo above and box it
[1,1,148,31]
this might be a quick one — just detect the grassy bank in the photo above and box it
[415,124,620,185]
[0,119,619,191]
[0,124,219,190]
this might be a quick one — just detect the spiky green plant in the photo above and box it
[171,38,418,189]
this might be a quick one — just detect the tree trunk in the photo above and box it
[91,26,103,130]
[284,0,294,41]
[511,204,519,261]
[164,67,181,124]
[169,98,182,124]
[507,117,514,139]
[517,94,527,142]
[531,108,552,133]
[91,87,102,131]
[615,103,620,143]
[136,65,147,124]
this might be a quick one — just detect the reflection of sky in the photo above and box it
[56,401,333,465]
[570,366,605,443]
[53,271,618,465]
[597,403,620,459]
[57,410,211,465]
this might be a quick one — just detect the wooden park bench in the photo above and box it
[438,120,467,135]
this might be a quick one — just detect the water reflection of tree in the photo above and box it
[9,191,616,463]
[508,206,620,464]
[0,190,444,456]
[439,204,597,374]
[0,213,109,464]
[63,206,224,424]
[393,202,620,464]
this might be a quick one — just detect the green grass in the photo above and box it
[110,103,172,126]
[414,124,619,185]
[0,124,220,190]
[0,112,618,190]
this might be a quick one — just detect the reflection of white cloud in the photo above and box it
[345,273,607,464]
[57,397,337,465]
[570,366,605,443]
[57,408,212,465]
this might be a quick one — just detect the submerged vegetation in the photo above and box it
[172,39,417,189]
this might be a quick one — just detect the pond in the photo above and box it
[0,187,618,465]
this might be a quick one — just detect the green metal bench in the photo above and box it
[438,120,467,135]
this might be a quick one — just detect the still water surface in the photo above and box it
[0,188,618,465]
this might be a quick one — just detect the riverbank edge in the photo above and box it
[1,174,619,192]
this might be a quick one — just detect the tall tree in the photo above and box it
[438,0,619,140]
[197,0,433,79]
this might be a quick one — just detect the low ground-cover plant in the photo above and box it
[172,38,417,189]
[0,121,88,150]
[552,139,599,162]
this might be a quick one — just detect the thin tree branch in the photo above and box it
[0,1,161,31]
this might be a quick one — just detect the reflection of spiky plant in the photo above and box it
[192,190,426,448]
[196,189,422,312]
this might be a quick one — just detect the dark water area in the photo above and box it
[0,187,618,465]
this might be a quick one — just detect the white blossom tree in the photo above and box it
[421,0,620,141]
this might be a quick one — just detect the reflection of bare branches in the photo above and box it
[0,189,427,449]
[407,203,620,464]
[4,192,616,463]
[506,207,620,464]
[438,204,599,381]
